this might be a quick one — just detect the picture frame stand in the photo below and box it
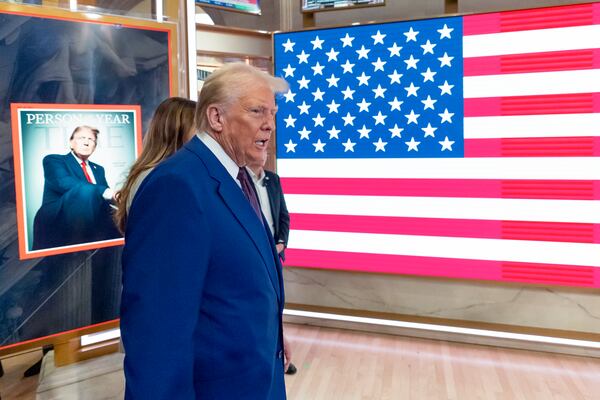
[53,335,119,367]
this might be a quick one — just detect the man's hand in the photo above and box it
[276,243,285,254]
[102,188,115,201]
[283,334,292,372]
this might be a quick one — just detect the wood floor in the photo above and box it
[0,349,41,400]
[1,323,600,399]
[284,324,600,400]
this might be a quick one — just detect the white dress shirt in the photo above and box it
[197,132,241,188]
[247,168,275,237]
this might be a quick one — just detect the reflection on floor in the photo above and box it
[36,351,124,399]
[285,324,600,400]
[1,323,600,399]
[0,349,40,400]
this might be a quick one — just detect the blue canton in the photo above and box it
[274,17,464,158]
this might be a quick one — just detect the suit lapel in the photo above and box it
[89,161,107,187]
[185,138,282,301]
[65,153,107,187]
[64,153,87,182]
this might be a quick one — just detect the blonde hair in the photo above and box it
[114,97,196,233]
[195,63,288,133]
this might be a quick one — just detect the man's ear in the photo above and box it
[206,105,224,133]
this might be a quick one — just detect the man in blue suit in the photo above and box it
[120,63,290,399]
[32,125,120,250]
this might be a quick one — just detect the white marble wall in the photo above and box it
[284,267,600,334]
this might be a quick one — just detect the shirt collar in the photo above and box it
[197,131,240,183]
[71,151,87,165]
[246,167,264,185]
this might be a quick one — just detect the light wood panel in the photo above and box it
[284,324,600,400]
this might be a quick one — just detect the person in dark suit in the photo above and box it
[120,63,290,399]
[32,125,120,250]
[247,157,290,261]
[247,155,297,375]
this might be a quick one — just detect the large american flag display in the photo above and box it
[273,2,600,288]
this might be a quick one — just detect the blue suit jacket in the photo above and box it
[33,152,118,249]
[121,137,286,399]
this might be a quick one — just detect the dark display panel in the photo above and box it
[0,6,172,351]
[196,0,260,15]
[302,0,384,12]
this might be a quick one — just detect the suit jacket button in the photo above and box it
[277,350,283,359]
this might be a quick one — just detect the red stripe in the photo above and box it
[464,137,600,157]
[464,49,600,76]
[281,178,600,200]
[464,93,600,117]
[499,180,599,200]
[290,214,600,243]
[284,249,598,288]
[501,262,596,286]
[463,3,600,36]
[501,221,599,243]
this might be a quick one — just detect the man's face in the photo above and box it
[220,84,276,167]
[70,127,97,161]
[246,149,268,177]
[246,142,268,169]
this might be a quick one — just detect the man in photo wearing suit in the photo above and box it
[32,125,120,250]
[120,63,290,399]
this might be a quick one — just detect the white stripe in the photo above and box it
[464,113,600,139]
[276,158,600,180]
[285,194,600,223]
[463,69,600,98]
[288,230,600,267]
[463,25,600,58]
